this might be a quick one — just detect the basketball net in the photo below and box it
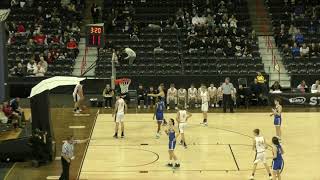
[116,78,131,94]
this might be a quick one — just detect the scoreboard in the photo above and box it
[85,23,105,47]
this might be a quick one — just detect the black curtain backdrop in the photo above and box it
[0,22,8,102]
[30,90,55,161]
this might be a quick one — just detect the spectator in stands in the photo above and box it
[192,13,201,26]
[308,21,316,34]
[224,42,235,57]
[295,29,304,45]
[297,80,308,93]
[291,43,300,57]
[67,38,79,58]
[300,43,309,58]
[282,44,292,57]
[256,72,266,86]
[309,43,319,57]
[17,23,26,34]
[137,84,147,109]
[250,78,263,104]
[236,84,249,107]
[122,47,136,65]
[33,33,46,45]
[270,81,282,93]
[91,3,100,23]
[288,25,298,36]
[10,63,26,77]
[102,84,114,109]
[0,104,8,124]
[38,57,48,72]
[34,64,46,77]
[311,80,320,93]
[10,97,23,115]
[27,59,37,74]
[2,101,19,129]
[228,15,237,28]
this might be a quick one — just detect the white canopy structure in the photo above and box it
[29,76,85,98]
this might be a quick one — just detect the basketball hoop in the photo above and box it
[115,78,131,94]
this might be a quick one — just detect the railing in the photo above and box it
[80,47,88,76]
[265,36,281,82]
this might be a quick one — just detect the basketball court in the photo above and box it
[79,112,320,180]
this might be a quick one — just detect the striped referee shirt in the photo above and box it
[61,140,79,159]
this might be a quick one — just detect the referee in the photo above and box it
[59,136,89,180]
[221,77,234,113]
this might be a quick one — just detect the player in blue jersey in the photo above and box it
[165,118,180,168]
[270,99,283,139]
[271,136,284,180]
[153,98,166,138]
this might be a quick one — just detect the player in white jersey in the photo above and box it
[216,83,223,107]
[177,87,187,108]
[112,94,127,138]
[176,105,192,148]
[208,83,218,108]
[167,84,177,110]
[249,129,272,180]
[199,84,209,126]
[187,84,197,108]
[73,83,84,113]
[231,87,237,107]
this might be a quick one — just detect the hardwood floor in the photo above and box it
[80,112,320,180]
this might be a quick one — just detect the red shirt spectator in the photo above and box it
[33,34,46,45]
[17,24,26,33]
[52,35,61,44]
[2,103,13,118]
[67,39,78,49]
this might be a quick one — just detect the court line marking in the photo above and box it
[69,126,86,129]
[46,176,60,179]
[81,169,238,173]
[76,109,100,180]
[228,144,240,171]
[3,163,16,180]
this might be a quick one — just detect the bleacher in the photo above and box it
[268,0,320,75]
[6,0,83,76]
[95,0,265,79]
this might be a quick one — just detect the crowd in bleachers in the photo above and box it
[95,0,265,77]
[269,0,320,75]
[6,0,84,77]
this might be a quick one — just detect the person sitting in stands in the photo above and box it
[10,63,26,77]
[10,97,25,126]
[27,59,37,75]
[297,80,308,93]
[300,43,309,58]
[250,78,263,105]
[2,101,19,129]
[33,64,46,77]
[311,80,320,93]
[0,104,8,124]
[291,43,300,57]
[236,84,249,107]
[295,29,304,45]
